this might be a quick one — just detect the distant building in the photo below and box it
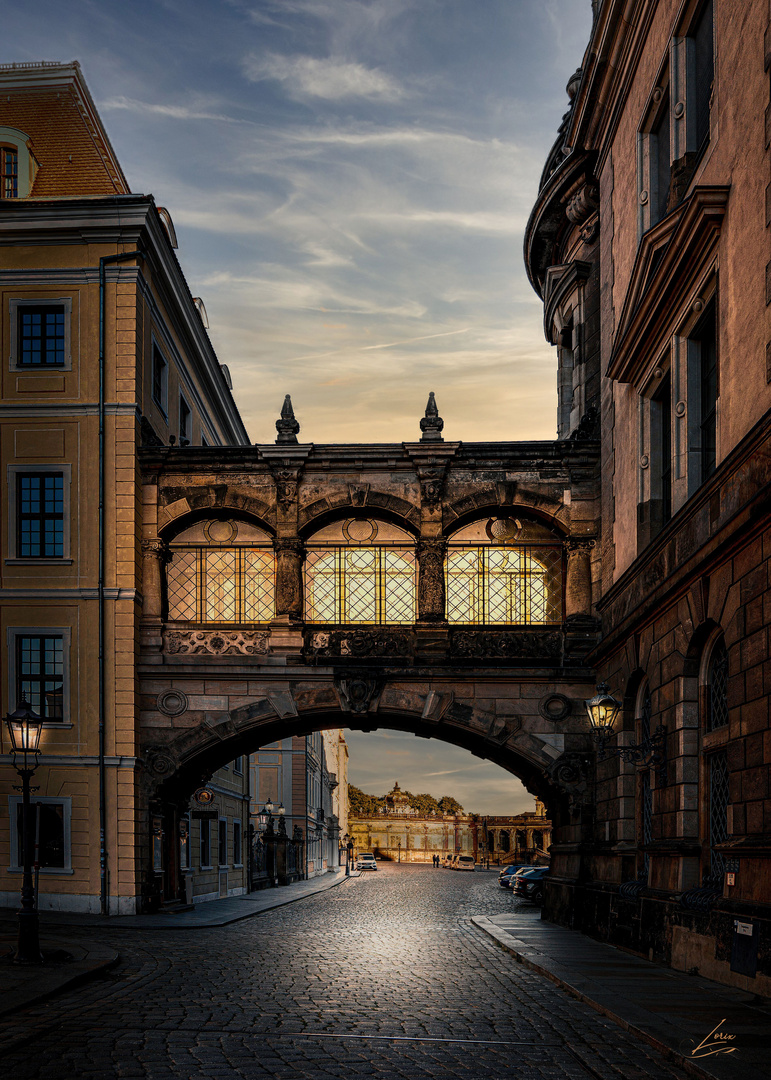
[349,783,551,864]
[249,730,348,883]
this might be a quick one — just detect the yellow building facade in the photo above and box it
[0,62,248,913]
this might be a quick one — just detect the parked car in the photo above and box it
[442,854,455,868]
[498,864,528,887]
[512,866,549,903]
[356,853,378,871]
[456,855,476,871]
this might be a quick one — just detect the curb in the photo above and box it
[471,915,727,1080]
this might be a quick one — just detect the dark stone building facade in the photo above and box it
[525,0,770,992]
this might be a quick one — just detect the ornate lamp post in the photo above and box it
[6,697,45,964]
[584,683,667,784]
[341,832,352,876]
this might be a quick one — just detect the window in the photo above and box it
[701,632,731,877]
[705,635,729,733]
[200,819,212,868]
[152,345,167,413]
[653,371,672,529]
[651,92,671,223]
[445,518,563,626]
[708,749,729,874]
[637,683,653,874]
[180,816,190,871]
[218,819,228,867]
[18,305,66,366]
[166,519,275,624]
[233,756,243,774]
[17,472,64,558]
[692,0,714,155]
[179,396,191,446]
[691,298,717,482]
[16,635,64,720]
[233,820,242,866]
[9,796,71,872]
[1,146,18,199]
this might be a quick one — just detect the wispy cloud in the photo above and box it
[102,96,242,123]
[243,52,404,102]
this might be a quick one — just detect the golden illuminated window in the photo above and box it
[304,518,416,624]
[166,519,274,623]
[445,517,563,625]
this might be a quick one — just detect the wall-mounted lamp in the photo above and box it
[585,683,667,784]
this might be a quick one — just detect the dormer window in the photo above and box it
[2,146,18,198]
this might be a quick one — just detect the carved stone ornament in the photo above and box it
[306,628,415,659]
[566,538,596,558]
[450,630,563,661]
[565,182,599,226]
[539,694,573,723]
[335,672,384,714]
[546,751,591,813]
[417,538,446,620]
[144,748,178,779]
[164,629,270,655]
[275,394,300,444]
[273,538,304,617]
[569,405,600,441]
[141,538,166,560]
[419,392,444,443]
[276,481,297,511]
[157,689,188,716]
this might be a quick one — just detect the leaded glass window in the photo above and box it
[708,749,729,874]
[706,636,729,732]
[166,519,275,623]
[304,518,417,625]
[445,518,563,625]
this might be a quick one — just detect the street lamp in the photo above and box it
[585,683,667,784]
[341,832,352,876]
[5,696,45,964]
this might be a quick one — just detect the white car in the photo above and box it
[456,855,476,871]
[356,852,378,871]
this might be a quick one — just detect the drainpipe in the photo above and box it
[98,249,143,917]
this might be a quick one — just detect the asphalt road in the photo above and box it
[0,864,690,1079]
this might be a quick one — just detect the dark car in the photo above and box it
[498,864,528,887]
[512,866,549,904]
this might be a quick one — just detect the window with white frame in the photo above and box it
[152,344,168,414]
[9,796,71,872]
[200,819,212,868]
[7,465,71,561]
[9,298,72,371]
[7,626,70,724]
[218,819,228,867]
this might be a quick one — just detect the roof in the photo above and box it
[0,61,129,196]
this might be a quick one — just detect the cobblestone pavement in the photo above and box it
[0,865,691,1080]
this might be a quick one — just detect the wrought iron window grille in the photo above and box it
[445,543,563,625]
[166,545,275,623]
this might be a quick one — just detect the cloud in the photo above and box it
[243,52,404,102]
[102,96,241,123]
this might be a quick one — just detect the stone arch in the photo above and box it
[442,493,570,537]
[298,491,420,536]
[157,484,275,536]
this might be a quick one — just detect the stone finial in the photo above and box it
[419,392,444,442]
[275,394,300,444]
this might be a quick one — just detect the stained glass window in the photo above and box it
[305,546,416,624]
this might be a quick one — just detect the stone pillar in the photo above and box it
[273,538,304,621]
[417,538,447,622]
[565,539,595,618]
[141,539,166,659]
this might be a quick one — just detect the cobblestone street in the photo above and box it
[0,866,691,1080]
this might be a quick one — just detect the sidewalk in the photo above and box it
[0,868,358,1017]
[473,911,771,1080]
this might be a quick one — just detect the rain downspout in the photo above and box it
[98,249,143,916]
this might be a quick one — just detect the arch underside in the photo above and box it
[145,687,580,812]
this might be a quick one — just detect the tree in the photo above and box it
[438,795,464,815]
[409,792,441,815]
[348,784,384,816]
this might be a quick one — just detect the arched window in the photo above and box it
[702,633,730,875]
[304,518,416,624]
[445,516,563,624]
[166,519,274,623]
[498,830,510,853]
[0,127,38,199]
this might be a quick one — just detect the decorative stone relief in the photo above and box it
[417,538,446,621]
[164,629,270,655]
[306,628,415,658]
[450,630,563,660]
[157,689,188,716]
[547,751,591,813]
[538,693,572,722]
[335,672,384,713]
[273,538,304,617]
[144,748,178,779]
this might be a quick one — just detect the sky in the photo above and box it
[5,0,592,813]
